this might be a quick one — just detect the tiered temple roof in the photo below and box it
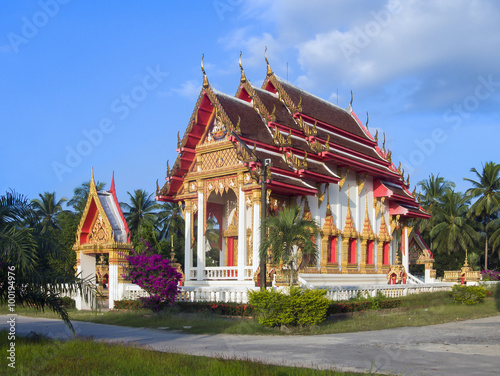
[156,55,429,220]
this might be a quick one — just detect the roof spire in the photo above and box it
[239,51,247,83]
[346,90,353,111]
[365,111,369,130]
[201,53,209,88]
[265,46,273,76]
[110,171,116,194]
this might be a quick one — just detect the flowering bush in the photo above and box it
[123,240,182,312]
[481,270,499,281]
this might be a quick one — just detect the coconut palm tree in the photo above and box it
[417,174,455,250]
[157,202,184,241]
[430,189,479,259]
[464,162,500,269]
[121,189,160,239]
[260,205,319,286]
[0,191,95,333]
[31,192,67,233]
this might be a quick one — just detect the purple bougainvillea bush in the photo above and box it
[481,270,500,281]
[123,240,182,311]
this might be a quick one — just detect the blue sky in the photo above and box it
[1,0,499,205]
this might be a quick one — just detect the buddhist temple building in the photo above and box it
[73,171,133,309]
[156,53,435,288]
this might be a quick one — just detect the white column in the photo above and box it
[335,184,342,271]
[108,261,117,309]
[197,192,205,281]
[184,208,192,281]
[253,200,260,273]
[76,252,95,310]
[403,227,409,272]
[237,187,246,280]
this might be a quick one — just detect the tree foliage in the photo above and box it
[260,206,319,286]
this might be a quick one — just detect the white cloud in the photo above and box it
[172,80,200,101]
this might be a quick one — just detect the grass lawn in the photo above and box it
[1,286,499,336]
[0,331,377,376]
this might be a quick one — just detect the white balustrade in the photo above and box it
[203,267,254,280]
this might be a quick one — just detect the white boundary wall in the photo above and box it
[119,281,500,304]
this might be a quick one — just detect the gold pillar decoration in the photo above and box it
[342,197,358,272]
[360,202,376,273]
[321,199,340,272]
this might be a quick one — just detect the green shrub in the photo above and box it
[175,301,254,316]
[248,287,330,327]
[114,299,143,309]
[327,298,401,314]
[57,297,76,309]
[451,285,488,305]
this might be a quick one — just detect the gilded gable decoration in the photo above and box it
[88,213,109,244]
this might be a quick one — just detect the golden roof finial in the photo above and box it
[397,162,401,174]
[374,129,378,143]
[166,160,170,176]
[265,46,273,76]
[201,53,209,89]
[464,248,469,267]
[365,111,369,130]
[382,132,386,152]
[177,131,182,148]
[239,51,247,83]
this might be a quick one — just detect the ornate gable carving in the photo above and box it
[88,213,110,244]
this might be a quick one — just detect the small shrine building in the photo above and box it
[73,171,133,309]
[155,54,435,288]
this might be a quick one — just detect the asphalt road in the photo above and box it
[1,314,499,375]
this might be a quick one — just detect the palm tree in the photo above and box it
[157,202,184,242]
[486,217,500,265]
[430,189,479,259]
[418,173,455,210]
[417,174,455,251]
[260,206,319,286]
[121,189,160,239]
[31,192,67,233]
[0,191,95,333]
[464,162,500,269]
[68,180,106,214]
[0,191,38,274]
